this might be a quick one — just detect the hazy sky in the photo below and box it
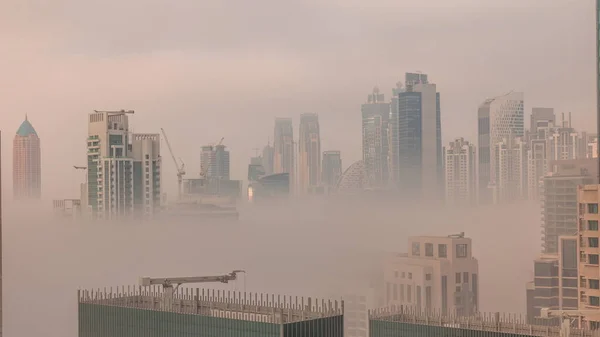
[0,0,595,199]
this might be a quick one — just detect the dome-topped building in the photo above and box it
[13,115,41,200]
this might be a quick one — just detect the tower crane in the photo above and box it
[139,270,245,310]
[217,137,224,146]
[160,128,186,200]
[541,308,600,336]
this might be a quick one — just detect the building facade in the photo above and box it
[262,144,274,176]
[201,144,230,180]
[78,287,343,337]
[298,113,321,193]
[87,111,134,220]
[493,136,528,203]
[322,151,342,189]
[578,184,600,329]
[369,307,598,337]
[443,138,476,205]
[478,92,525,204]
[396,73,442,199]
[542,159,597,254]
[273,118,294,192]
[382,234,479,316]
[362,87,390,188]
[13,116,41,200]
[131,134,161,218]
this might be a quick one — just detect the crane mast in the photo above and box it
[160,128,186,200]
[139,270,245,310]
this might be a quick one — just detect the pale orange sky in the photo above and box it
[0,0,595,200]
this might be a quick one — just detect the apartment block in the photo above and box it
[526,236,579,322]
[382,233,479,316]
[542,159,597,254]
[577,184,600,329]
[443,138,477,205]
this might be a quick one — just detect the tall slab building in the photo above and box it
[131,134,161,218]
[87,111,161,220]
[444,138,476,206]
[201,144,230,180]
[477,91,524,204]
[362,87,390,188]
[13,116,41,200]
[298,113,321,193]
[273,118,294,191]
[396,73,442,199]
[322,150,342,189]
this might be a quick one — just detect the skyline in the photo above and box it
[0,0,595,201]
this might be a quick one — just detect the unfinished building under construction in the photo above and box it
[78,287,344,337]
[369,306,600,337]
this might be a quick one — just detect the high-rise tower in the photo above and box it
[12,115,41,200]
[131,134,161,218]
[322,151,342,189]
[273,118,294,191]
[201,144,230,180]
[298,113,321,193]
[396,73,442,199]
[444,138,476,206]
[477,91,524,204]
[362,87,390,188]
[87,111,134,220]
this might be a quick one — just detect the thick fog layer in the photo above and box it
[3,198,538,337]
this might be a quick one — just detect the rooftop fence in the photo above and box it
[369,306,600,337]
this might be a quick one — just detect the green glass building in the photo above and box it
[369,307,600,337]
[78,287,343,337]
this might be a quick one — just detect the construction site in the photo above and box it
[78,271,344,337]
[369,306,600,337]
[160,128,241,220]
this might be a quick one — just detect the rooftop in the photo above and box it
[16,116,38,137]
[78,286,343,324]
[370,306,599,337]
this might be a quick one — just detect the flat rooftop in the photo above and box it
[370,306,600,337]
[78,286,343,324]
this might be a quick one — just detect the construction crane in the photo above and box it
[139,270,245,310]
[217,137,224,146]
[73,166,86,170]
[540,308,600,336]
[93,109,135,115]
[160,128,185,200]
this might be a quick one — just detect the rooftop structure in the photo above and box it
[369,306,600,337]
[78,287,344,337]
[381,233,479,317]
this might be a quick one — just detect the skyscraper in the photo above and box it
[87,111,134,220]
[493,136,528,203]
[389,82,403,185]
[322,151,342,189]
[362,87,390,188]
[396,73,442,199]
[13,115,41,200]
[298,113,321,193]
[273,118,294,190]
[477,91,524,204]
[443,138,476,206]
[131,134,161,217]
[262,143,274,176]
[527,109,555,200]
[201,144,230,180]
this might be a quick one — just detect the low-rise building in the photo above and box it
[382,233,479,316]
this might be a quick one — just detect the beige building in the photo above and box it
[298,113,321,194]
[577,184,600,329]
[382,233,479,316]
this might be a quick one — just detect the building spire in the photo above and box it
[25,113,28,121]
